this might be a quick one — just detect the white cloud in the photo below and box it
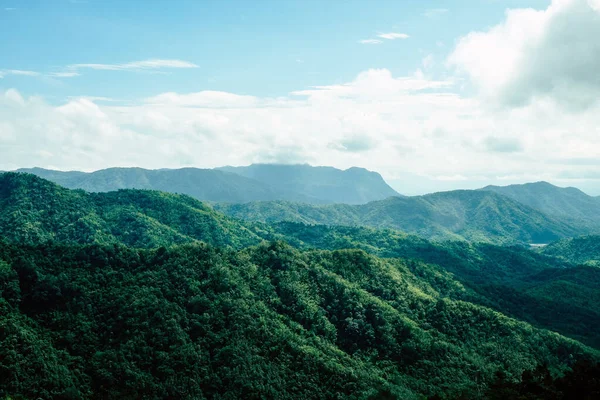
[0,70,40,78]
[359,39,383,44]
[49,72,81,78]
[66,59,199,72]
[67,96,117,103]
[0,59,197,81]
[377,32,410,40]
[448,0,600,110]
[144,91,259,108]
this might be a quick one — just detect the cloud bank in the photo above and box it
[449,0,600,110]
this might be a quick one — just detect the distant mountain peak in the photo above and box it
[481,180,600,222]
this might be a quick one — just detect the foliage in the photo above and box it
[542,235,600,266]
[1,241,597,399]
[2,173,600,399]
[270,222,600,348]
[0,172,268,249]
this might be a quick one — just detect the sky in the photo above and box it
[2,0,600,195]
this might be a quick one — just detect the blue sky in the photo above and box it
[1,0,549,100]
[2,0,600,195]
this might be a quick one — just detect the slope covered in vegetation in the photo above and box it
[542,235,600,266]
[482,181,600,224]
[0,172,268,249]
[2,173,600,399]
[1,241,597,399]
[216,190,591,245]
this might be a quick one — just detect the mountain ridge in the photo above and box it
[216,189,594,245]
[15,164,401,205]
[481,181,600,223]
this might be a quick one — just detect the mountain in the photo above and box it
[542,235,600,266]
[2,172,600,399]
[16,164,401,205]
[218,163,401,204]
[0,172,269,249]
[216,190,592,245]
[3,172,599,347]
[16,167,324,204]
[481,181,600,223]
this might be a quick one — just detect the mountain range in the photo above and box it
[12,165,600,245]
[1,172,600,399]
[16,164,401,205]
[215,190,594,245]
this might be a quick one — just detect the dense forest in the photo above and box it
[541,235,600,266]
[1,172,600,399]
[1,241,598,399]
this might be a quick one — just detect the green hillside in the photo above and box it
[1,241,597,399]
[0,172,267,249]
[216,190,590,245]
[542,235,600,266]
[270,222,600,348]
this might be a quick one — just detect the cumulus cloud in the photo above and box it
[144,91,260,108]
[328,135,375,153]
[449,0,600,110]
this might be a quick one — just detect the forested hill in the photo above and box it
[218,163,401,204]
[542,235,600,266]
[216,190,591,245]
[16,163,401,205]
[1,241,598,399]
[481,181,600,223]
[0,172,269,249]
